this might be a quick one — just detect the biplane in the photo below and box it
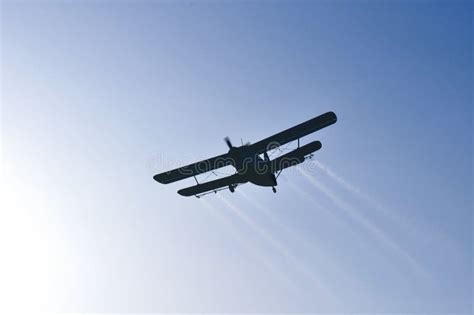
[153,111,337,197]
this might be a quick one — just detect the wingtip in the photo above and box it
[315,140,322,150]
[177,189,192,197]
[153,174,167,184]
[326,111,337,122]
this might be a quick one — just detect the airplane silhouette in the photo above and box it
[153,111,337,197]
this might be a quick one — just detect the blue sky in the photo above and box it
[1,0,472,313]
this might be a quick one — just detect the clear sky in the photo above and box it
[1,0,472,313]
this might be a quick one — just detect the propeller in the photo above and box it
[224,136,233,149]
[225,136,249,149]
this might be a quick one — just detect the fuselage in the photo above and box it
[228,146,277,187]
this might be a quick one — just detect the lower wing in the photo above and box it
[177,173,247,197]
[270,140,322,172]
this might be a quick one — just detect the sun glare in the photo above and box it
[0,157,71,312]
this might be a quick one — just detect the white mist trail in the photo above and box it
[296,167,430,279]
[199,198,301,294]
[285,178,354,233]
[236,188,332,265]
[311,160,410,229]
[236,189,301,240]
[216,194,337,302]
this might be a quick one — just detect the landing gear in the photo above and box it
[272,187,277,193]
[229,184,236,193]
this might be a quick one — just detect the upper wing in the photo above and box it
[177,173,246,197]
[153,153,233,184]
[249,111,337,155]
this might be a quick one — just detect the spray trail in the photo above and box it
[285,178,355,234]
[237,188,328,260]
[311,160,409,229]
[216,194,336,302]
[277,179,365,278]
[296,167,430,279]
[285,178,331,215]
[199,198,301,294]
[236,189,297,236]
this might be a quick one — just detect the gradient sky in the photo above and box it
[1,0,472,313]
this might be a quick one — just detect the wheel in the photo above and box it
[272,187,276,193]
